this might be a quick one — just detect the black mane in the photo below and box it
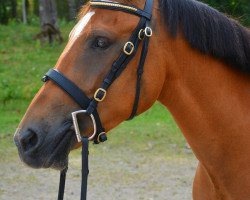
[158,0,250,73]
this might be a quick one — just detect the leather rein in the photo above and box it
[41,0,154,199]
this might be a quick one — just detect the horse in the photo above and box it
[14,0,250,199]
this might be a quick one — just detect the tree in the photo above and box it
[38,0,63,44]
[67,0,77,21]
[10,0,17,19]
[39,0,58,27]
[22,0,27,24]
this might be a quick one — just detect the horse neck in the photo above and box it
[158,32,250,173]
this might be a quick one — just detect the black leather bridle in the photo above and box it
[42,0,153,199]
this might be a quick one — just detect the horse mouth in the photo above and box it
[15,122,77,170]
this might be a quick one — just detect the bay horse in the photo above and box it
[14,0,250,199]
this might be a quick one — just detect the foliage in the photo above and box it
[0,22,69,138]
[0,0,17,24]
[56,0,70,20]
[201,0,250,26]
[0,22,71,103]
[0,22,70,141]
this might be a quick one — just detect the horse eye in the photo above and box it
[93,37,109,49]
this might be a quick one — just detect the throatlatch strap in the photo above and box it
[128,24,152,120]
[58,167,68,200]
[81,137,89,200]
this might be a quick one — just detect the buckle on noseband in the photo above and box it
[145,27,153,37]
[41,75,49,82]
[72,110,97,142]
[138,29,145,40]
[123,41,135,55]
[94,88,107,102]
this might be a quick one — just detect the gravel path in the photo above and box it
[0,143,197,200]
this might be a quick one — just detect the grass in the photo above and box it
[0,22,186,158]
[0,21,74,103]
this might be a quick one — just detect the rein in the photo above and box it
[42,0,153,199]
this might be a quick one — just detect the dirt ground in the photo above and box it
[0,143,197,200]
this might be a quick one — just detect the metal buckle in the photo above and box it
[72,110,97,142]
[145,27,153,37]
[138,29,145,40]
[123,41,134,55]
[41,75,48,82]
[97,132,106,143]
[94,88,107,102]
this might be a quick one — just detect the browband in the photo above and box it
[90,1,152,20]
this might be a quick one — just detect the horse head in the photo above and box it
[14,0,166,170]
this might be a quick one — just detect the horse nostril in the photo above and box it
[20,130,39,152]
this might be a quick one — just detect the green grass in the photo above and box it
[0,22,186,157]
[0,22,74,103]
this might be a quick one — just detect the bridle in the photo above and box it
[41,0,154,199]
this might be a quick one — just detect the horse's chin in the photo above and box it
[22,152,69,171]
[42,152,69,170]
[42,133,75,170]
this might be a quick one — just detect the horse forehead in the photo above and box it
[90,8,140,33]
[94,10,135,25]
[69,11,95,39]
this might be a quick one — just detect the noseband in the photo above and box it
[42,0,153,199]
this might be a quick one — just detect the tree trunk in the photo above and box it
[38,0,62,44]
[22,0,27,24]
[39,0,58,28]
[67,0,76,21]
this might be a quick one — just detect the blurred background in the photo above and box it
[0,1,249,199]
[1,0,250,26]
[0,0,250,25]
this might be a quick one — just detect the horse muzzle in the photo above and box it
[14,122,74,170]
